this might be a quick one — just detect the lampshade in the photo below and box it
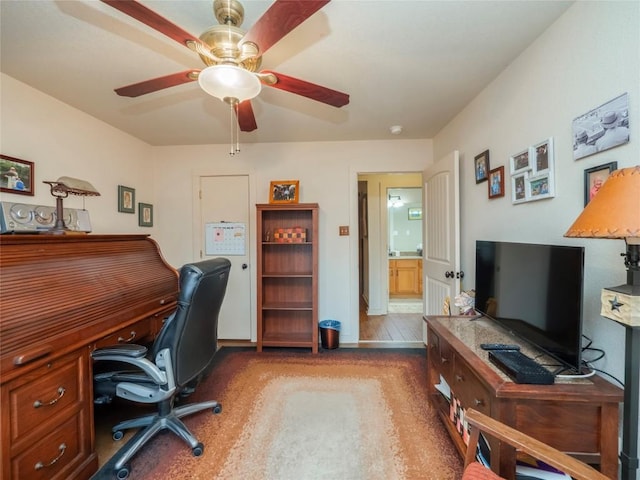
[564,165,640,239]
[198,65,261,103]
[42,176,100,234]
[43,176,101,197]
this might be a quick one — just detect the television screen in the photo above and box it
[475,240,585,373]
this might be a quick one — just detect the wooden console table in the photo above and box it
[424,315,623,480]
[1,235,178,480]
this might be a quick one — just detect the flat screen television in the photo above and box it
[474,240,585,373]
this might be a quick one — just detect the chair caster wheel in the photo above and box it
[212,404,222,414]
[115,464,131,479]
[113,430,124,441]
[193,443,204,456]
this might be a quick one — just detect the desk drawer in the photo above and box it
[11,414,83,480]
[8,353,82,445]
[93,316,153,349]
[452,356,491,415]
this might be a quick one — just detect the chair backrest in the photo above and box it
[151,258,231,388]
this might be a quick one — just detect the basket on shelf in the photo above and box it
[273,227,306,243]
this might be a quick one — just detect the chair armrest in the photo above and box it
[464,409,609,480]
[92,344,167,385]
[92,343,147,358]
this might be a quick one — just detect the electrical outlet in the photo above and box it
[339,226,349,236]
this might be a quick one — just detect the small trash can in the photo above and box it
[319,320,341,349]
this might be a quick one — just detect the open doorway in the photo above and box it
[357,173,423,345]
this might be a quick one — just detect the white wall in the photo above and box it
[151,142,432,343]
[0,72,431,345]
[434,2,639,474]
[0,74,156,234]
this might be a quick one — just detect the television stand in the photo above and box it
[424,315,623,480]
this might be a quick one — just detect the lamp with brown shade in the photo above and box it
[565,165,640,480]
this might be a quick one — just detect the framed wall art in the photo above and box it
[118,185,135,213]
[584,161,617,206]
[138,202,153,227]
[511,172,527,204]
[269,180,299,204]
[408,207,422,220]
[532,137,553,174]
[509,149,531,176]
[474,150,490,184]
[0,154,34,196]
[572,92,629,161]
[488,166,505,199]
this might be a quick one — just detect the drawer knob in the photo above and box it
[35,443,66,470]
[455,374,463,382]
[118,331,137,343]
[474,398,484,406]
[440,357,449,364]
[33,387,65,408]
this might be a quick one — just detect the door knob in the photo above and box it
[242,263,248,270]
[445,271,454,278]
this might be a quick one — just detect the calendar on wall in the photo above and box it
[205,222,246,256]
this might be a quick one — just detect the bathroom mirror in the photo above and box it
[387,187,423,257]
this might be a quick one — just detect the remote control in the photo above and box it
[480,343,520,351]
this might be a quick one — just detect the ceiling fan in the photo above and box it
[102,0,350,133]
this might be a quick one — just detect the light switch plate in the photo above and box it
[339,226,349,236]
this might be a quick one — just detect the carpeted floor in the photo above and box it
[93,347,462,479]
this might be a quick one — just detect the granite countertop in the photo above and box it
[427,316,592,385]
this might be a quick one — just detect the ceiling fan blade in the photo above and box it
[101,0,208,51]
[115,70,199,97]
[260,70,349,107]
[235,101,258,132]
[240,0,330,55]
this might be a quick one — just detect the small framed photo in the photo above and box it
[532,137,553,174]
[528,172,554,201]
[488,166,505,199]
[408,207,422,220]
[511,172,528,204]
[138,203,153,227]
[584,162,617,206]
[509,149,531,175]
[118,185,135,213]
[269,180,299,204]
[0,154,34,196]
[474,150,490,184]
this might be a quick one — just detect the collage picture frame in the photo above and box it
[509,137,555,204]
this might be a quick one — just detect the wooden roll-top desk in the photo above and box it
[0,234,179,480]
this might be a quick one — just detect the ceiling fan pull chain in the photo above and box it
[229,102,235,156]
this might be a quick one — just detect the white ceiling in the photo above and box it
[0,0,573,147]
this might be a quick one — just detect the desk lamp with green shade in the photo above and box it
[565,165,640,480]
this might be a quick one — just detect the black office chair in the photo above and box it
[92,257,231,480]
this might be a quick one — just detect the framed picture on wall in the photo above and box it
[584,162,617,206]
[474,150,490,184]
[0,154,34,196]
[509,149,531,175]
[488,166,505,199]
[408,207,422,220]
[138,203,153,227]
[532,137,553,174]
[118,185,135,213]
[269,180,299,204]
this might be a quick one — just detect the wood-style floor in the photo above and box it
[359,298,423,343]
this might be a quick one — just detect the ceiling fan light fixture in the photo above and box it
[198,64,261,103]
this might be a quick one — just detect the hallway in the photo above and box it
[359,298,423,344]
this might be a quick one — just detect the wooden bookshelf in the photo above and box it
[256,203,319,353]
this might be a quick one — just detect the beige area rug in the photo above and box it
[94,348,462,480]
[388,300,423,314]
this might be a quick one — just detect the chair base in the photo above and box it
[111,400,221,473]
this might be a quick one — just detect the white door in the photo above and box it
[199,175,251,340]
[423,151,461,340]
